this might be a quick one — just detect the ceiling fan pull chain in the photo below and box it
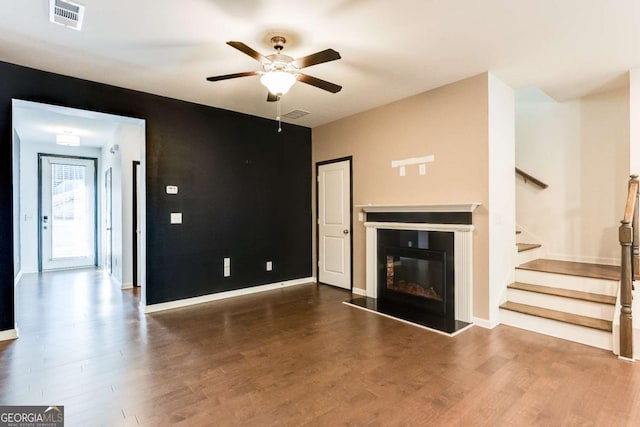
[277,95,282,133]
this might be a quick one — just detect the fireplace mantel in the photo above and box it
[358,203,481,213]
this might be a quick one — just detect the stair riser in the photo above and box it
[517,247,542,265]
[506,289,615,320]
[500,309,613,350]
[515,269,618,296]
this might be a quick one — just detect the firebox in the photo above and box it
[377,229,454,320]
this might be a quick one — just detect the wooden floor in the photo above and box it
[2,269,640,426]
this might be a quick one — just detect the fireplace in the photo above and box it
[348,203,478,334]
[378,229,454,317]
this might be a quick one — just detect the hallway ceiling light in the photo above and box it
[56,132,80,146]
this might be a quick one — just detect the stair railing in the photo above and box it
[619,174,638,359]
[515,168,549,189]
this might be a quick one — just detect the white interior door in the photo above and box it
[318,159,351,289]
[41,156,96,270]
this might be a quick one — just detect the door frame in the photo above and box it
[105,167,113,275]
[315,156,353,290]
[37,153,98,272]
[132,160,140,287]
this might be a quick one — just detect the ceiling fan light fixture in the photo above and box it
[260,71,296,96]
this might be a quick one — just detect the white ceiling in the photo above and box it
[2,1,640,128]
[12,101,139,148]
[13,103,119,147]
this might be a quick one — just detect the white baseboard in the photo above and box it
[472,317,500,329]
[121,282,133,290]
[14,270,23,285]
[0,328,19,341]
[351,287,367,296]
[144,277,315,314]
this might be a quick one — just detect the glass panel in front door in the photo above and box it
[50,163,91,259]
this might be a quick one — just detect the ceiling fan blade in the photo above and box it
[206,71,258,82]
[293,49,341,69]
[227,41,270,64]
[297,74,342,93]
[267,92,278,102]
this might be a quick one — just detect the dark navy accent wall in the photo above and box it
[0,61,312,330]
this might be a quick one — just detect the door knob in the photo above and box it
[343,229,349,235]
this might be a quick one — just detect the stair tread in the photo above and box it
[500,301,612,332]
[517,259,620,281]
[517,243,541,252]
[508,282,616,305]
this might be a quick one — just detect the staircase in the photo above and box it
[500,237,620,350]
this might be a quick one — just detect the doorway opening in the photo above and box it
[11,100,148,327]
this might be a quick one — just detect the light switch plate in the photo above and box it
[266,261,273,271]
[170,212,182,224]
[166,185,178,194]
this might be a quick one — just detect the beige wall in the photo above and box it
[312,73,492,319]
[516,86,630,264]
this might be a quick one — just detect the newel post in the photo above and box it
[620,218,634,359]
[633,174,640,281]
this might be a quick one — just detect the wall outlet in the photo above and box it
[170,212,182,224]
[266,261,273,271]
[223,257,230,277]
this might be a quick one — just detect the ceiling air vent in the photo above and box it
[49,0,85,31]
[282,110,310,120]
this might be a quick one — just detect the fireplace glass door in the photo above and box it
[380,245,448,314]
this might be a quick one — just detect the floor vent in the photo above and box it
[49,0,85,31]
[283,109,310,120]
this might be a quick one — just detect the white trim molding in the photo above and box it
[351,287,367,296]
[472,317,500,329]
[358,203,481,213]
[365,221,474,323]
[0,327,19,341]
[144,277,314,314]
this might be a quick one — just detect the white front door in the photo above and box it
[318,159,351,289]
[41,156,96,270]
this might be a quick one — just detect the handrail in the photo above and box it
[515,168,549,189]
[618,174,638,360]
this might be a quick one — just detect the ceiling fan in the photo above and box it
[206,36,342,101]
